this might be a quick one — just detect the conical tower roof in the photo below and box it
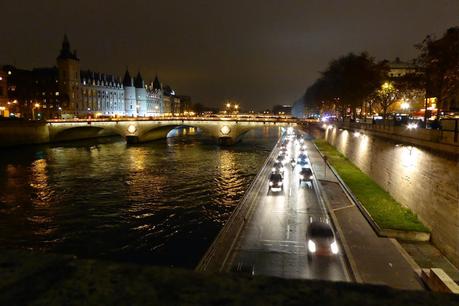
[153,75,161,90]
[123,69,133,87]
[134,71,144,88]
[57,34,79,60]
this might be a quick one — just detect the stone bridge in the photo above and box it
[46,117,297,145]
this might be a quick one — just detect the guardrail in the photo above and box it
[337,121,458,145]
[45,116,298,124]
[195,138,281,272]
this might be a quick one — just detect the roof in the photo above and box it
[57,34,79,61]
[388,57,416,69]
[153,75,161,90]
[134,72,144,88]
[123,69,132,87]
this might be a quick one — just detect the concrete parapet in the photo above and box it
[318,124,459,268]
[338,122,459,155]
[421,268,459,294]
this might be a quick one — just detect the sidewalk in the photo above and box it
[306,140,424,290]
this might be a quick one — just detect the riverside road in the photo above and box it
[227,132,349,281]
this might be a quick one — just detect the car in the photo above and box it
[280,149,288,158]
[276,154,287,165]
[268,173,284,193]
[272,161,285,174]
[298,153,308,160]
[306,221,339,260]
[297,154,309,167]
[299,167,313,185]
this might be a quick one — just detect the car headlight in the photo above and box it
[309,175,314,179]
[331,241,339,254]
[299,175,304,179]
[308,240,316,253]
[278,181,283,186]
[269,182,273,186]
[272,167,276,172]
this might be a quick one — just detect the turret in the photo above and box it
[123,68,136,116]
[134,72,144,88]
[134,71,146,116]
[56,34,80,116]
[153,75,161,91]
[123,69,133,87]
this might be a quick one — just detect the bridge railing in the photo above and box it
[47,116,298,124]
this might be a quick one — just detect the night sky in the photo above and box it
[1,0,458,110]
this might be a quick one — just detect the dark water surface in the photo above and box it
[0,127,280,268]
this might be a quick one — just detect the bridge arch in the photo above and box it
[49,125,124,142]
[133,124,213,143]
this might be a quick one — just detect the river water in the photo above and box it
[0,127,281,268]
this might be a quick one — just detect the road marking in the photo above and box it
[332,204,355,212]
[260,239,300,244]
[286,224,290,239]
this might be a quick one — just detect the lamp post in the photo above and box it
[32,103,40,120]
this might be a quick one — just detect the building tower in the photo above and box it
[57,34,80,117]
[153,75,163,114]
[123,69,136,116]
[134,72,147,117]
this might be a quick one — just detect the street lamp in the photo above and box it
[32,103,40,120]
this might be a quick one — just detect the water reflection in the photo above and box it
[0,127,280,268]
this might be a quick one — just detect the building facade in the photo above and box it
[0,35,192,119]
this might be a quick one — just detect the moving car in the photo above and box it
[268,173,283,193]
[272,161,285,174]
[297,154,309,167]
[298,153,308,161]
[306,221,339,260]
[276,154,287,165]
[299,167,313,185]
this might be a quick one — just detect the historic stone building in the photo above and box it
[1,35,190,119]
[57,35,169,118]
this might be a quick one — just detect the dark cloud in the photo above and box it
[1,0,458,110]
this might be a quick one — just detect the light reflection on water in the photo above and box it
[0,127,280,268]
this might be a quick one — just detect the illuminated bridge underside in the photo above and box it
[47,119,297,145]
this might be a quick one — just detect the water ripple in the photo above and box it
[0,127,280,268]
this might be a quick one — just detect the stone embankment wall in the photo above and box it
[322,126,459,267]
[0,121,50,147]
